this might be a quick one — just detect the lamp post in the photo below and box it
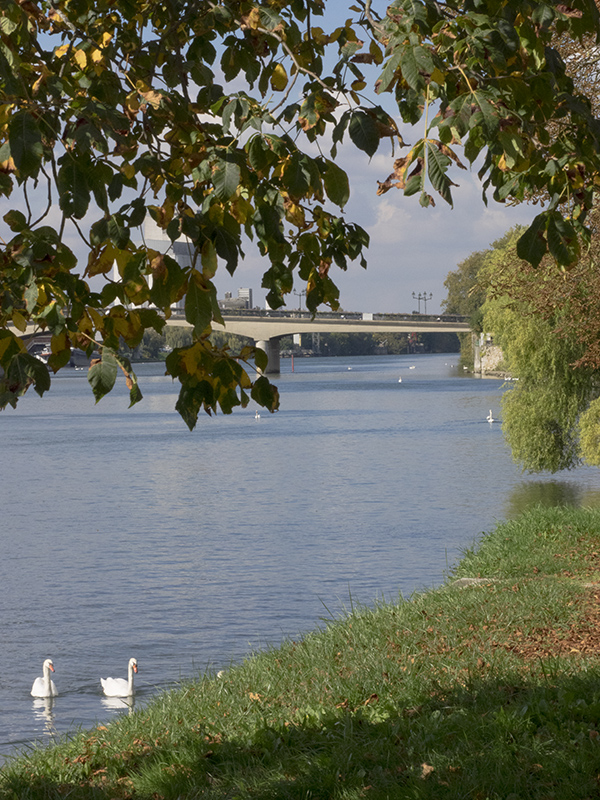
[412,291,433,314]
[294,289,306,310]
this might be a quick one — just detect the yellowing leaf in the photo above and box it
[369,39,383,64]
[430,67,446,85]
[74,49,87,69]
[100,32,112,48]
[32,66,50,95]
[51,330,68,354]
[181,342,204,375]
[54,44,69,59]
[139,89,163,109]
[270,64,288,91]
[230,196,253,224]
[90,48,104,64]
[241,8,260,30]
[201,240,218,278]
[122,163,136,180]
[284,200,306,228]
[208,203,224,225]
[88,307,105,330]
[351,79,367,91]
[11,310,27,332]
[0,155,16,173]
[0,333,25,360]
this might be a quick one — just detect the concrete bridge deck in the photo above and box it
[171,311,469,371]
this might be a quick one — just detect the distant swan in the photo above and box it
[487,409,494,423]
[31,659,57,698]
[101,658,138,697]
[255,410,260,420]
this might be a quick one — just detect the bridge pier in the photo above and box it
[255,338,281,374]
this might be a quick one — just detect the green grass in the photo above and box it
[4,506,600,799]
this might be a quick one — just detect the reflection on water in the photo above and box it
[508,480,600,518]
[32,698,57,739]
[101,696,135,714]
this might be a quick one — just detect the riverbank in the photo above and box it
[3,505,600,799]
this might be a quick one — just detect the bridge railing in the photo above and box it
[169,309,468,324]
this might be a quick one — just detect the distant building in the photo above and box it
[112,218,194,312]
[237,288,253,308]
[136,218,192,313]
[218,288,253,311]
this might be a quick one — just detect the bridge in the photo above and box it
[19,310,470,374]
[169,310,470,373]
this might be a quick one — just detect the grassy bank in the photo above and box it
[4,506,600,799]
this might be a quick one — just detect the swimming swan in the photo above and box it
[31,659,57,698]
[101,658,138,697]
[487,409,494,423]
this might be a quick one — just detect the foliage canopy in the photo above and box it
[2,0,600,427]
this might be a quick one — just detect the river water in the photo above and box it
[1,353,600,761]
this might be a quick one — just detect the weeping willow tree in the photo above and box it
[483,232,600,473]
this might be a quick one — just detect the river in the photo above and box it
[1,353,599,761]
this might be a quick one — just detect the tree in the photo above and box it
[481,234,600,472]
[442,226,525,366]
[3,0,600,428]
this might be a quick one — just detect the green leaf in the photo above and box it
[282,153,312,198]
[470,90,500,137]
[532,4,556,27]
[517,214,548,267]
[376,51,401,93]
[400,45,431,92]
[88,350,118,403]
[185,271,213,334]
[7,351,51,398]
[201,239,218,278]
[323,160,350,207]
[3,209,27,232]
[8,111,43,176]
[547,213,579,266]
[108,215,130,249]
[348,112,379,158]
[426,141,454,206]
[251,375,280,411]
[24,281,38,311]
[212,158,241,200]
[254,346,268,372]
[175,385,203,430]
[122,363,143,408]
[57,160,91,219]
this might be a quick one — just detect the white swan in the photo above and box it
[31,659,57,698]
[487,409,494,423]
[101,657,138,697]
